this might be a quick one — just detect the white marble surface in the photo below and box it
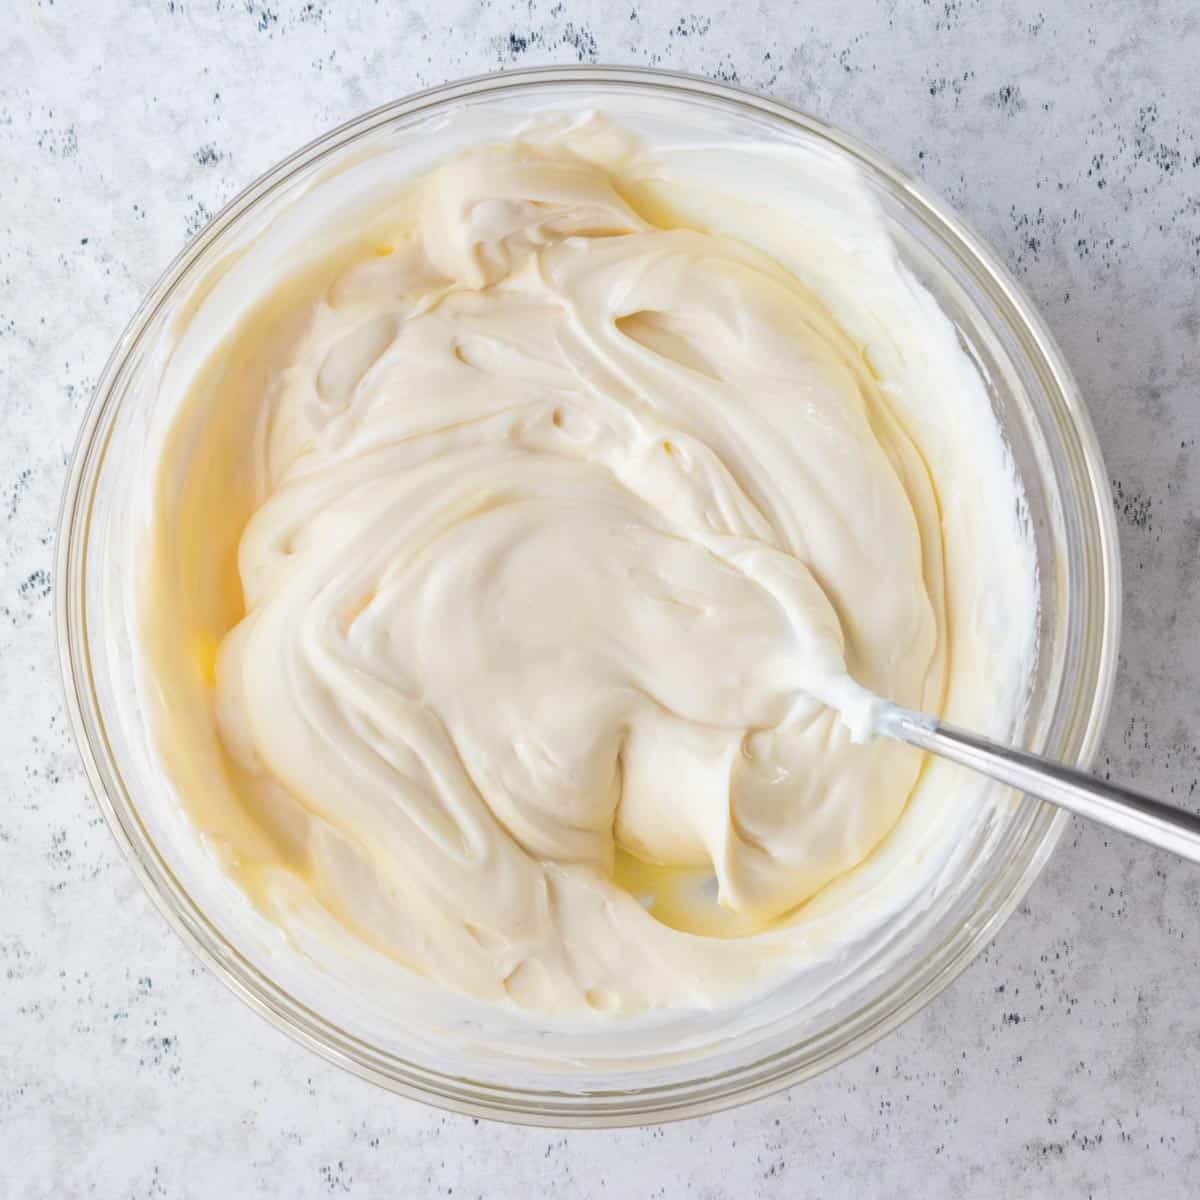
[3,1,1200,1195]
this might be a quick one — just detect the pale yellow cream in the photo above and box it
[144,115,1035,1017]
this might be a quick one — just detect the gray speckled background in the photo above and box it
[3,1,1199,1195]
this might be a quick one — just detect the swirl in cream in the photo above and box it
[145,115,1034,1017]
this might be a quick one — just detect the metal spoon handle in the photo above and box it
[879,706,1200,865]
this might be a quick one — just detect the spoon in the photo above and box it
[877,705,1200,864]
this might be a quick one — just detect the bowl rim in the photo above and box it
[55,63,1122,1127]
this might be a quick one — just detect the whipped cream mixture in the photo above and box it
[144,113,1037,1019]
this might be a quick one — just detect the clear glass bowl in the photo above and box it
[56,66,1120,1126]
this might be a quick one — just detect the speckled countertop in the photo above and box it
[3,1,1199,1196]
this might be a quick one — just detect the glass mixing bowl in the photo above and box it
[56,66,1120,1126]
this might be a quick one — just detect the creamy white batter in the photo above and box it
[143,112,1037,1021]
